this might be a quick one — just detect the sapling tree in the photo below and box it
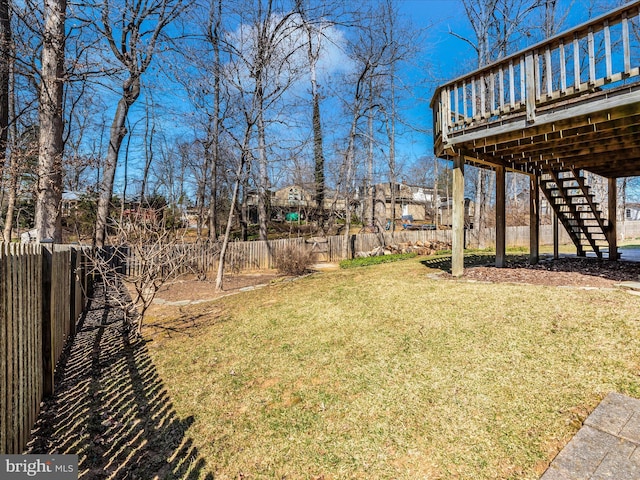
[91,206,201,336]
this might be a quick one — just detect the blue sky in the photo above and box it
[390,0,599,168]
[107,0,640,199]
[390,0,479,168]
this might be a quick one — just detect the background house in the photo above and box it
[246,185,347,223]
[625,203,640,221]
[358,182,473,228]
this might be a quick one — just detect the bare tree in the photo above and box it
[91,210,195,336]
[2,1,41,241]
[35,0,66,242]
[206,0,223,241]
[3,129,38,241]
[295,0,331,229]
[225,0,305,241]
[139,92,156,205]
[378,0,420,233]
[175,0,226,241]
[93,0,184,247]
[339,5,391,256]
[0,0,10,179]
[215,128,251,291]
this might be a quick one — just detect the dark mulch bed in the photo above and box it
[424,255,640,288]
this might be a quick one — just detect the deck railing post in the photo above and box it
[495,165,506,268]
[608,177,618,260]
[440,88,449,143]
[525,52,536,123]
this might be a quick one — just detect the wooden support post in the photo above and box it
[529,174,539,265]
[496,166,506,268]
[608,177,618,260]
[40,243,54,397]
[452,155,465,277]
[553,212,559,259]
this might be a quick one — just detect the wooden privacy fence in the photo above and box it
[119,222,640,276]
[119,230,453,275]
[468,220,640,249]
[0,243,90,454]
[117,241,221,278]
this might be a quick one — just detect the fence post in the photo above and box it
[0,244,6,453]
[40,242,54,398]
[69,248,77,337]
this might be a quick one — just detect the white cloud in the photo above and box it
[224,12,354,99]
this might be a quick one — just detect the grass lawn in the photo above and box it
[146,257,640,479]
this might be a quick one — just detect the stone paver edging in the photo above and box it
[541,392,640,479]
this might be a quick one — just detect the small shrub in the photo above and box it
[340,252,417,269]
[274,245,314,276]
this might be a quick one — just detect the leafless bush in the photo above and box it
[90,209,196,336]
[274,245,314,276]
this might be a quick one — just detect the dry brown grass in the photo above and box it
[145,257,640,479]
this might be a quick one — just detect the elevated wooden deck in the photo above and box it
[432,1,640,178]
[431,1,640,274]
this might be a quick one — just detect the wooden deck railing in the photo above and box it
[432,1,640,151]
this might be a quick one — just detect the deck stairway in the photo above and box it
[540,168,615,259]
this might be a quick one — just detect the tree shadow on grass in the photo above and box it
[27,283,213,480]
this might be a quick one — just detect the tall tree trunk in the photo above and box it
[140,99,155,205]
[120,119,134,224]
[367,84,374,227]
[257,105,269,242]
[308,37,325,225]
[473,169,483,243]
[215,161,243,291]
[1,0,14,242]
[296,0,326,230]
[2,169,16,241]
[312,86,325,218]
[195,145,206,240]
[35,0,66,243]
[216,130,250,291]
[342,112,358,258]
[388,81,397,233]
[95,79,140,247]
[0,0,10,178]
[240,176,248,241]
[208,0,222,242]
[208,138,218,240]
